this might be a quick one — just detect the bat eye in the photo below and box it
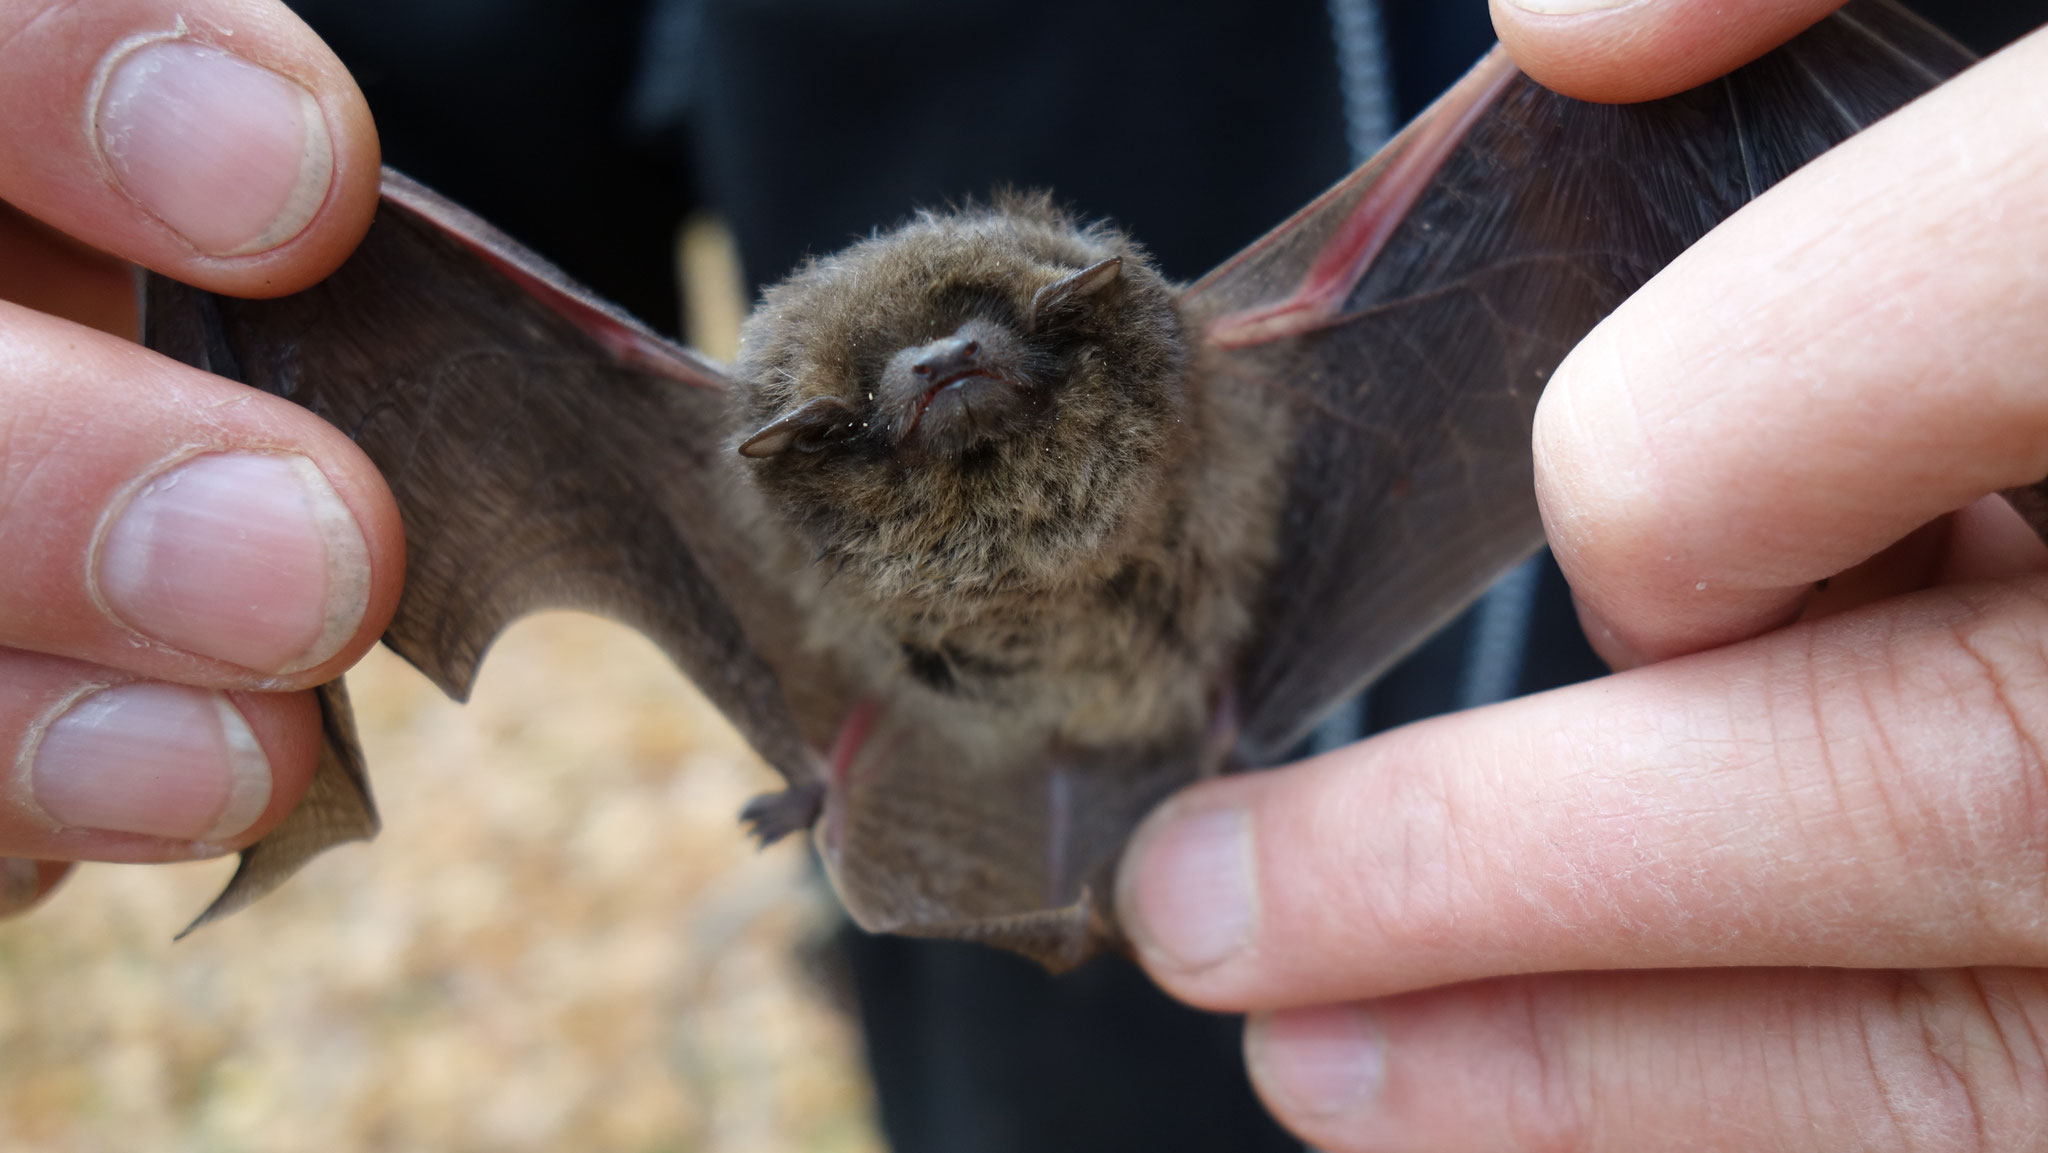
[738,395,861,459]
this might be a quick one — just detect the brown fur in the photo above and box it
[729,195,1286,751]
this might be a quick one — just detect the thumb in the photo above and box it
[0,0,379,298]
[1489,0,1852,103]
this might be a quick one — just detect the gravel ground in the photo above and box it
[0,612,883,1153]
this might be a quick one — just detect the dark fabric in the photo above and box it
[287,0,692,333]
[1379,0,1498,121]
[682,0,1352,289]
[1906,0,2045,53]
[840,938,1303,1153]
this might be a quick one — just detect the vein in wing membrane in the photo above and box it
[1187,0,1972,763]
[147,179,817,790]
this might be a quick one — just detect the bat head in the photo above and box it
[731,193,1189,607]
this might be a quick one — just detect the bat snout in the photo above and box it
[913,372,1031,454]
[882,320,1039,453]
[909,335,983,381]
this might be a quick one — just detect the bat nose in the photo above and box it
[910,336,982,378]
[877,320,1034,453]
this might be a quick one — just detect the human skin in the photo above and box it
[0,0,401,911]
[11,2,2047,1144]
[1116,1,2048,1148]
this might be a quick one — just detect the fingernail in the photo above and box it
[1120,806,1257,971]
[94,39,333,256]
[28,684,272,842]
[1248,1006,1387,1119]
[0,858,40,917]
[1503,0,1636,13]
[96,453,369,675]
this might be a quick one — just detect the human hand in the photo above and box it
[1116,2,2048,1148]
[0,0,401,915]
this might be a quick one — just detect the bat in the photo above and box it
[142,0,1979,970]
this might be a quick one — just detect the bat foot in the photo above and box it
[740,781,825,844]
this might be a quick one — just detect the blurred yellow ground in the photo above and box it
[0,613,885,1153]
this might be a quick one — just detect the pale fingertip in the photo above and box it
[1118,804,1259,974]
[1248,1005,1389,1121]
[1500,0,1638,14]
[204,692,272,843]
[93,452,371,676]
[23,683,273,844]
[1941,494,2048,585]
[1493,0,1854,103]
[93,38,334,257]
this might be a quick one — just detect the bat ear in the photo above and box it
[1027,256,1122,331]
[739,395,860,458]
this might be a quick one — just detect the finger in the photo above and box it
[1775,497,2048,630]
[1246,967,2048,1153]
[1938,495,2048,587]
[0,0,378,297]
[1533,28,2048,664]
[0,199,134,338]
[1117,576,2048,1010]
[0,859,73,917]
[0,300,403,686]
[1,648,319,861]
[1489,0,1849,103]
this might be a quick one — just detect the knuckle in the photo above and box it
[1795,585,2048,953]
[1925,588,2048,945]
[1328,737,1475,955]
[1496,980,1593,1153]
[0,375,64,507]
[1876,969,2048,1153]
[1532,336,1663,572]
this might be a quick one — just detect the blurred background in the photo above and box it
[0,615,882,1152]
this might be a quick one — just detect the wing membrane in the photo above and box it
[1187,1,1972,763]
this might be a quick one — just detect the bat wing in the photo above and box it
[1182,0,1974,764]
[817,1,1971,966]
[143,171,819,929]
[137,0,1975,964]
[814,703,1219,972]
[735,0,1977,970]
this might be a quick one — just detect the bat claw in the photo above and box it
[740,781,825,844]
